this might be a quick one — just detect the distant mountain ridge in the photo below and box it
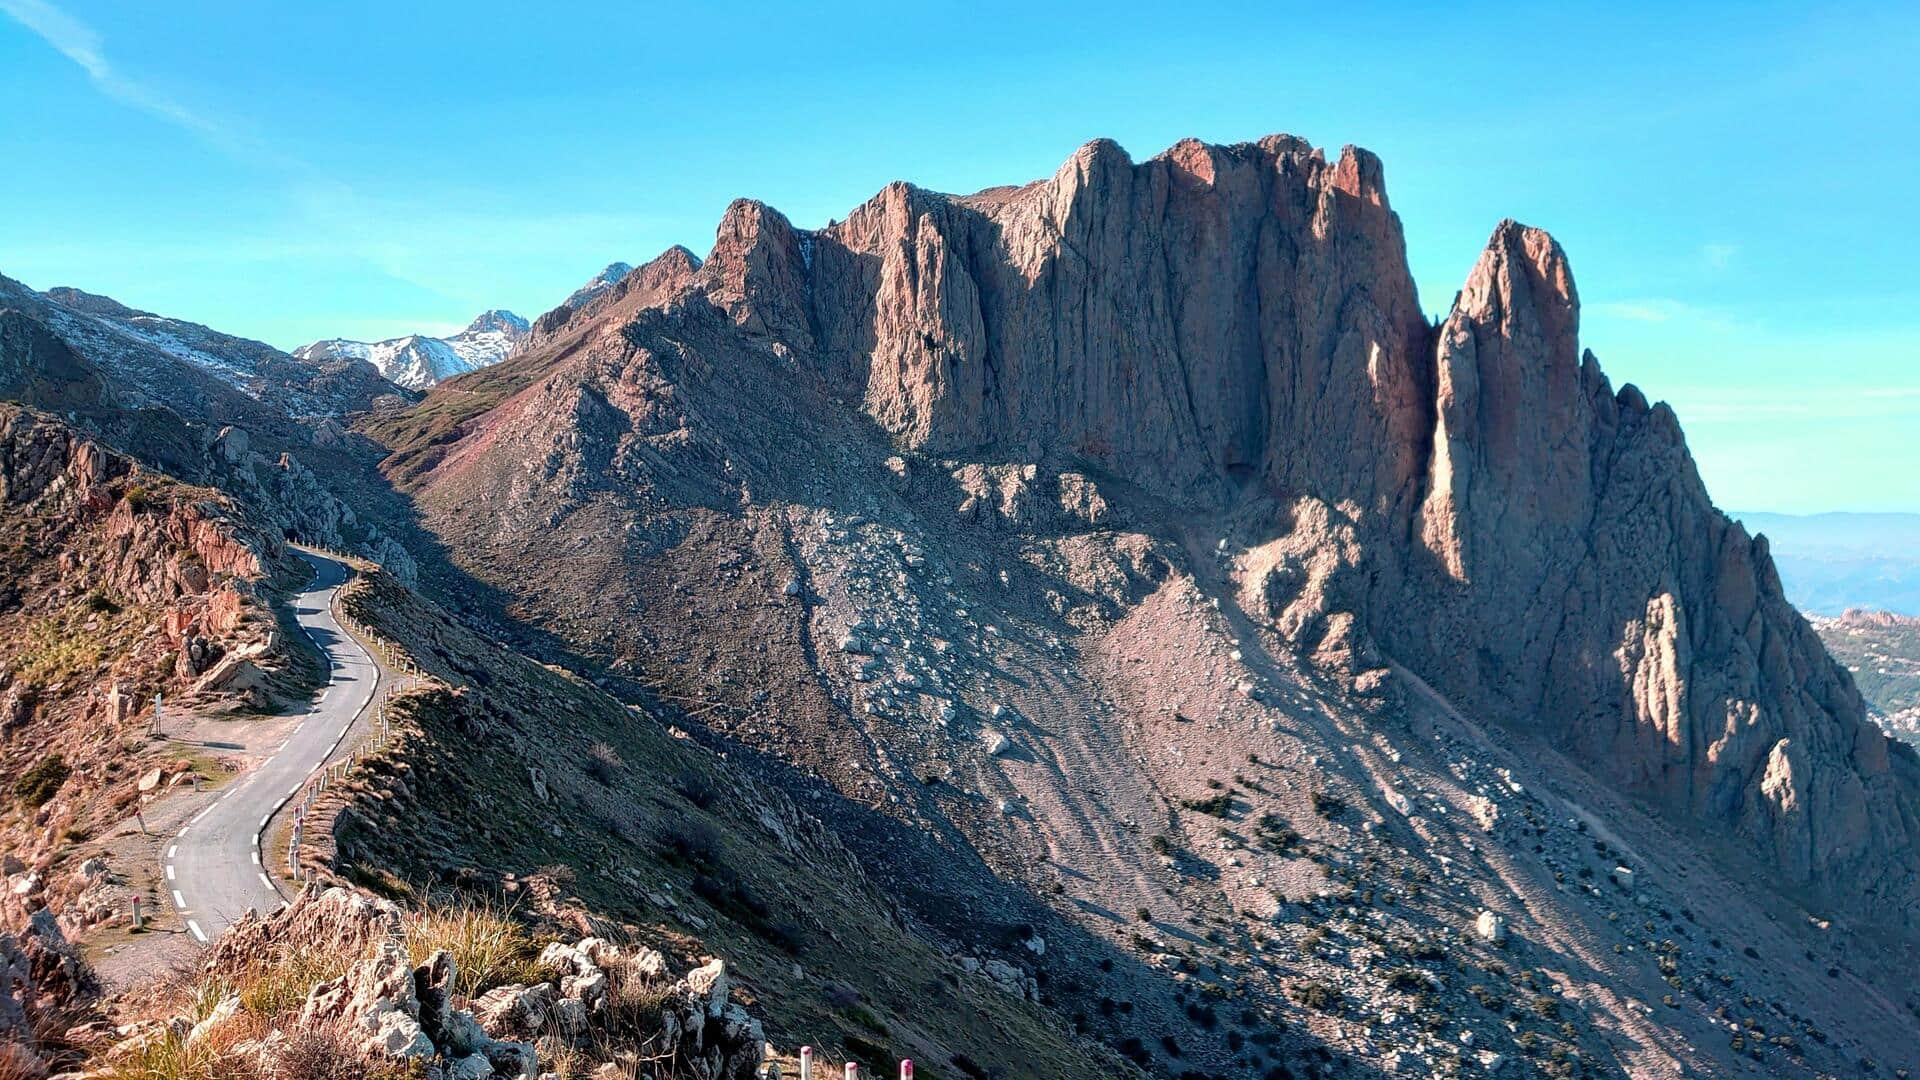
[1733,510,1920,615]
[0,275,403,418]
[295,308,530,390]
[293,261,643,389]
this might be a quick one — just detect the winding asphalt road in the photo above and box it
[164,551,379,943]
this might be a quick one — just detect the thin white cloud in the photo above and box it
[0,0,253,154]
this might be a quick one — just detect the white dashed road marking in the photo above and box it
[167,552,386,948]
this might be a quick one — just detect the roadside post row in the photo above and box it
[778,1048,911,1080]
[284,600,417,882]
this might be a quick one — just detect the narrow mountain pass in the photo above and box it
[163,551,382,942]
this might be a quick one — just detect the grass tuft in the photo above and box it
[403,897,542,999]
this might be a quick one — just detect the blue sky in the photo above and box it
[1,2,1916,513]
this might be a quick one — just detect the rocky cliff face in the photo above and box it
[1405,223,1917,914]
[363,134,1920,1074]
[699,137,1434,512]
[624,135,1919,928]
[0,405,297,886]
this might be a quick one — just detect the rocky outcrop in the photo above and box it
[474,941,763,1080]
[382,133,1920,931]
[0,907,97,1077]
[1397,221,1919,922]
[197,887,764,1080]
[699,141,1920,927]
[0,405,279,650]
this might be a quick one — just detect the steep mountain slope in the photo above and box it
[8,279,404,418]
[296,309,531,390]
[319,566,1121,1078]
[0,294,421,581]
[361,134,1920,1076]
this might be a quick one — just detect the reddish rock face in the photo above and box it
[385,134,1920,931]
[701,137,1436,513]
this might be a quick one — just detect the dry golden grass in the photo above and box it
[229,948,356,1021]
[91,1001,264,1080]
[402,896,543,1000]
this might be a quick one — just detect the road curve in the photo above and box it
[165,551,379,943]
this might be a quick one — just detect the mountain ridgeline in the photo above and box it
[6,132,1919,1078]
[380,134,1919,933]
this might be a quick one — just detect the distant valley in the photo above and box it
[1734,510,1920,615]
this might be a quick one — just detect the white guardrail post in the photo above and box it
[289,806,303,880]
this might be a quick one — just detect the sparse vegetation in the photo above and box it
[15,753,70,807]
[1308,789,1346,819]
[1290,981,1342,1013]
[1181,791,1235,817]
[583,740,624,786]
[403,897,543,998]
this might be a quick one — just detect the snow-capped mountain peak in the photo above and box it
[463,308,531,336]
[294,309,528,390]
[563,262,633,309]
